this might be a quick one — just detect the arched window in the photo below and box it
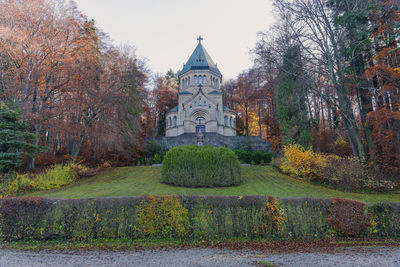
[169,117,172,127]
[216,79,219,88]
[230,117,232,127]
[224,116,228,126]
[173,116,177,127]
[194,75,198,84]
[188,76,190,85]
[197,117,205,125]
[198,74,202,84]
[203,75,207,84]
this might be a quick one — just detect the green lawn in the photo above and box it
[27,166,400,203]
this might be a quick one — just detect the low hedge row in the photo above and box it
[0,196,399,242]
[233,150,274,165]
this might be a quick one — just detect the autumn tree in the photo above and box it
[0,0,147,166]
[151,72,179,137]
[272,0,371,158]
[234,70,264,136]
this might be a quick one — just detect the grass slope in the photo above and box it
[27,166,400,203]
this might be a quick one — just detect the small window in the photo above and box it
[224,116,228,126]
[194,75,198,84]
[169,117,172,127]
[230,117,232,127]
[203,75,207,84]
[198,75,202,84]
[173,116,177,127]
[216,79,219,88]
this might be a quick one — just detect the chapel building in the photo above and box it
[165,37,236,137]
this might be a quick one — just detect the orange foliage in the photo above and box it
[366,109,400,177]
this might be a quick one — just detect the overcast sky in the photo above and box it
[75,0,275,80]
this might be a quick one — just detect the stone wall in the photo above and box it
[149,133,271,151]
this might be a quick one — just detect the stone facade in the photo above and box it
[165,37,236,137]
[160,37,270,152]
[151,133,271,152]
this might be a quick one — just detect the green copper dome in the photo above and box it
[180,37,222,77]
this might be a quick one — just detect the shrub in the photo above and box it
[327,198,368,237]
[233,150,274,165]
[279,144,328,180]
[161,145,241,187]
[140,140,169,165]
[1,162,87,196]
[152,153,162,164]
[320,157,397,192]
[259,196,286,237]
[136,196,189,238]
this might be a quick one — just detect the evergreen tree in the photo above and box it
[0,103,40,173]
[277,45,312,147]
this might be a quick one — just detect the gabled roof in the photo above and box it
[179,90,193,95]
[167,106,178,113]
[208,90,222,95]
[183,85,217,107]
[180,37,222,77]
[223,106,234,112]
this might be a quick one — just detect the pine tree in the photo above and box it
[0,103,40,173]
[277,45,312,147]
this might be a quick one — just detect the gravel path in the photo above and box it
[0,247,399,267]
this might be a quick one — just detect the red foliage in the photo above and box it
[315,127,353,157]
[366,109,400,177]
[328,198,368,237]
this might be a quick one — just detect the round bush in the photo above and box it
[161,145,242,187]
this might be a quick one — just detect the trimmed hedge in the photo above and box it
[4,196,399,242]
[1,196,400,242]
[161,146,241,187]
[233,150,274,165]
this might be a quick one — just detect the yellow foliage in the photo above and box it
[136,196,189,238]
[279,144,328,180]
[260,196,286,235]
[3,162,86,196]
[334,138,348,146]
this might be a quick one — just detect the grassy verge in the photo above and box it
[25,166,400,203]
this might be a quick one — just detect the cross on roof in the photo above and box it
[197,36,203,43]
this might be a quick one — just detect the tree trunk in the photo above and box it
[71,128,87,158]
[337,88,365,158]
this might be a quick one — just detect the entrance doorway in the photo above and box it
[196,117,206,133]
[196,125,205,133]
